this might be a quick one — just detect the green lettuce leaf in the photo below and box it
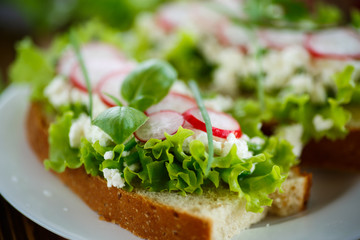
[124,127,294,212]
[44,112,80,172]
[80,139,106,176]
[163,30,215,83]
[333,65,355,104]
[240,165,285,213]
[9,38,54,100]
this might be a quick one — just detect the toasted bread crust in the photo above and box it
[26,102,212,240]
[263,122,360,172]
[300,127,360,171]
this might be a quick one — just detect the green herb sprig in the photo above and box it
[188,80,214,175]
[69,30,93,119]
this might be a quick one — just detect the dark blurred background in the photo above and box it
[0,0,359,239]
[0,0,359,89]
[0,0,170,91]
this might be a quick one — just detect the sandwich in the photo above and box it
[12,23,311,239]
[126,0,360,171]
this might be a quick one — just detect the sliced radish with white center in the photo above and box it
[57,43,125,76]
[156,2,224,34]
[70,57,135,92]
[217,23,250,53]
[96,69,134,107]
[259,29,306,50]
[183,107,242,139]
[135,111,185,142]
[156,3,192,32]
[145,92,197,114]
[305,28,360,60]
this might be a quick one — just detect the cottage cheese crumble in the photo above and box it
[69,114,113,148]
[103,168,125,188]
[313,114,334,132]
[183,130,254,159]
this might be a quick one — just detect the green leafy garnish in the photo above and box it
[188,80,214,175]
[242,0,342,28]
[9,38,54,100]
[121,59,177,111]
[92,106,148,144]
[351,9,360,29]
[44,112,81,172]
[333,65,355,104]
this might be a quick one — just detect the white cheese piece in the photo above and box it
[122,151,131,157]
[183,131,252,159]
[263,46,310,90]
[170,81,193,96]
[249,136,265,146]
[104,151,114,160]
[103,168,125,188]
[45,75,109,118]
[69,114,88,148]
[204,95,234,112]
[276,124,303,157]
[69,88,108,118]
[44,76,71,107]
[124,162,140,172]
[84,122,113,147]
[313,114,334,132]
[69,114,113,148]
[288,74,313,94]
[221,133,252,159]
[200,37,224,64]
[212,49,245,96]
[194,131,223,156]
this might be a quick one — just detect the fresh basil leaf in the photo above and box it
[121,59,177,111]
[92,106,148,144]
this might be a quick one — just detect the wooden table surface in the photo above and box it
[0,196,65,240]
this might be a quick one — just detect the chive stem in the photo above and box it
[69,30,93,119]
[188,80,214,175]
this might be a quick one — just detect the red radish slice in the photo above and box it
[305,28,360,60]
[183,107,242,139]
[259,29,306,50]
[134,111,185,142]
[96,69,134,107]
[145,92,197,114]
[216,23,250,53]
[70,57,135,92]
[57,43,125,76]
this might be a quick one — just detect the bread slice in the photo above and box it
[26,102,311,240]
[262,119,360,172]
[300,126,360,171]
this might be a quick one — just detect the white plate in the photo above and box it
[0,85,360,240]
